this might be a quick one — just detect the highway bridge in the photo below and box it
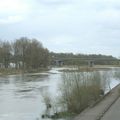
[52,57,120,66]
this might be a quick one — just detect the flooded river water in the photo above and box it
[0,67,120,120]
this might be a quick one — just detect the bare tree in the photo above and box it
[13,37,50,71]
[0,41,11,68]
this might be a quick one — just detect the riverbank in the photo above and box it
[0,68,50,76]
[0,68,22,76]
[0,65,119,76]
[59,65,120,72]
[74,84,120,120]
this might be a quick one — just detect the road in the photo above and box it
[74,84,120,120]
[101,97,120,120]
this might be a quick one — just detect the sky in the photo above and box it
[0,0,120,57]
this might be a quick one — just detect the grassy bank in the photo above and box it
[0,68,22,75]
[59,66,112,72]
[59,65,120,72]
[0,68,50,76]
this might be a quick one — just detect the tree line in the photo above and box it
[0,37,49,70]
[50,52,119,65]
[0,37,119,70]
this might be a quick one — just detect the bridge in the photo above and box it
[52,57,120,66]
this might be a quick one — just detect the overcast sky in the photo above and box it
[0,0,120,57]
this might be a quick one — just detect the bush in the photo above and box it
[59,71,104,114]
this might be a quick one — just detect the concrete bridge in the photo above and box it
[52,57,120,66]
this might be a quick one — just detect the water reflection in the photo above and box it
[0,68,119,120]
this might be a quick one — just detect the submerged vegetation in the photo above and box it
[0,37,50,74]
[59,71,105,114]
[0,37,120,119]
[0,37,119,76]
[0,37,119,70]
[42,70,112,119]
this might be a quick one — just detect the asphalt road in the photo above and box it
[101,97,120,120]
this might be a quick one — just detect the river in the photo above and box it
[0,67,119,120]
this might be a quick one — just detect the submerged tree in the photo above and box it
[0,37,50,70]
[0,41,12,68]
[13,37,29,69]
[13,37,50,70]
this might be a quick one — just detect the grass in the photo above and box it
[0,67,50,76]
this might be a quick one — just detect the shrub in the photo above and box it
[59,71,104,114]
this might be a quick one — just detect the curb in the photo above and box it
[74,84,120,120]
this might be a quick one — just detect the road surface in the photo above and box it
[101,97,120,120]
[74,84,120,120]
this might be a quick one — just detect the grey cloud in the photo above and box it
[0,0,120,57]
[36,0,73,5]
